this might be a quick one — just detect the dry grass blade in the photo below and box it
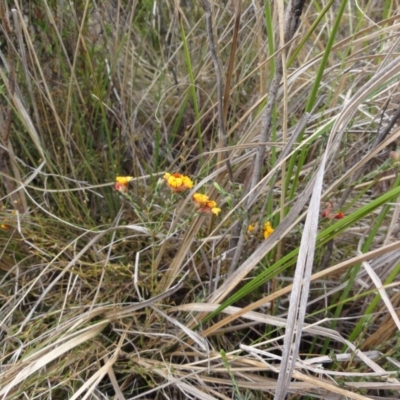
[240,346,383,399]
[72,331,128,400]
[0,56,44,161]
[105,282,183,319]
[151,306,209,352]
[104,354,126,400]
[209,172,317,304]
[246,0,304,202]
[0,321,107,398]
[174,303,360,348]
[156,215,205,292]
[199,240,400,337]
[274,152,326,399]
[327,57,400,158]
[69,348,120,400]
[199,0,233,181]
[324,124,400,201]
[290,371,373,400]
[7,231,108,333]
[361,257,400,331]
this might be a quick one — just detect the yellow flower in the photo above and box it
[164,173,194,192]
[192,193,209,204]
[116,176,134,185]
[263,221,274,239]
[247,224,255,233]
[192,193,221,216]
[211,206,221,216]
[115,176,133,193]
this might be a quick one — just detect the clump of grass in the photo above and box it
[2,1,400,399]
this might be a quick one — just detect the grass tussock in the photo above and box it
[2,1,400,399]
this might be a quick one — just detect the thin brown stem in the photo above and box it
[229,1,306,274]
[199,0,233,182]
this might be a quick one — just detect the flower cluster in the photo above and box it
[164,173,193,192]
[247,221,274,239]
[164,172,220,216]
[114,172,221,216]
[247,224,255,234]
[115,176,133,194]
[263,221,274,239]
[192,193,221,216]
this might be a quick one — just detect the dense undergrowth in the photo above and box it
[2,1,400,399]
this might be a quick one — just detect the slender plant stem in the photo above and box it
[199,0,233,182]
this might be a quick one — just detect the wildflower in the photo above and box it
[334,212,344,219]
[192,193,221,216]
[321,201,344,220]
[1,224,11,230]
[208,203,222,216]
[192,193,209,204]
[263,221,274,239]
[247,224,256,233]
[164,173,193,193]
[321,201,333,218]
[115,176,133,193]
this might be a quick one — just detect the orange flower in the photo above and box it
[192,193,221,216]
[263,221,274,239]
[115,176,133,193]
[164,173,194,193]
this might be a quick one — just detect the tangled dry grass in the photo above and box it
[2,1,400,399]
